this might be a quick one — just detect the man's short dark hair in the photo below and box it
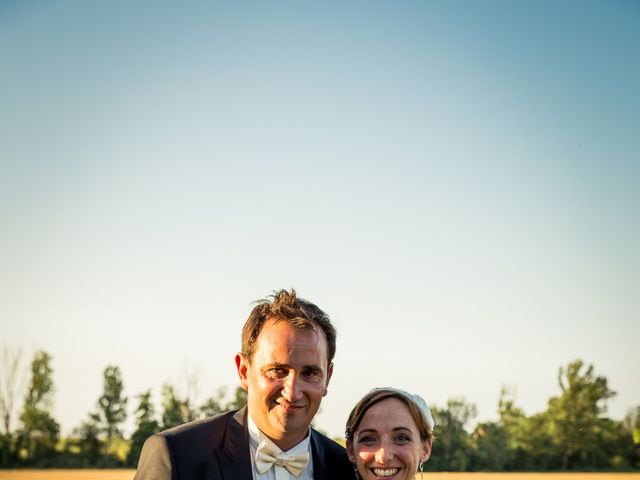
[241,289,337,365]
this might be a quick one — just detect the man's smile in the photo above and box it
[274,399,306,412]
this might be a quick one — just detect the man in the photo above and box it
[134,289,352,479]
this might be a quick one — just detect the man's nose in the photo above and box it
[281,372,302,402]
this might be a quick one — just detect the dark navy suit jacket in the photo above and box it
[134,407,353,480]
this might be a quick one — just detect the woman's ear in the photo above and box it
[346,440,356,463]
[420,438,432,463]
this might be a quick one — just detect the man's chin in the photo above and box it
[272,410,309,430]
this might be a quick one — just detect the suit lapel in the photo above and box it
[213,413,336,480]
[215,407,253,479]
[310,429,328,480]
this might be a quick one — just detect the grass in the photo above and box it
[419,476,640,479]
[0,471,134,480]
[1,472,639,480]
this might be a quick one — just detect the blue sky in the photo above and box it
[1,0,638,438]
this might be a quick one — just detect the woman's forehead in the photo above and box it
[359,398,416,428]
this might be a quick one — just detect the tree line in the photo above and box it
[0,349,247,469]
[427,361,639,471]
[0,349,638,471]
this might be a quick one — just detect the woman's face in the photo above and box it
[347,397,431,480]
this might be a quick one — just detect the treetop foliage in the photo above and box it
[0,352,637,470]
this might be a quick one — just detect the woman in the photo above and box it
[345,388,435,480]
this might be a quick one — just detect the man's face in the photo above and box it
[236,318,333,450]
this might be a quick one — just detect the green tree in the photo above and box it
[17,350,60,466]
[225,385,247,411]
[69,412,102,467]
[593,417,636,470]
[495,386,550,470]
[127,390,159,467]
[470,421,508,470]
[624,406,640,468]
[428,398,476,471]
[624,406,640,445]
[160,384,196,430]
[518,412,556,470]
[200,385,247,418]
[546,359,615,470]
[199,386,228,418]
[0,348,25,436]
[0,348,25,467]
[95,365,127,466]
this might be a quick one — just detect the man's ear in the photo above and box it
[235,353,250,390]
[323,362,334,396]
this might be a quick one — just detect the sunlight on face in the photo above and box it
[347,398,431,480]
[236,319,332,450]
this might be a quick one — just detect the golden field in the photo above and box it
[0,472,134,480]
[1,472,640,480]
[420,475,640,479]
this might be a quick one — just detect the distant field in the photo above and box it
[0,472,134,480]
[1,472,639,480]
[420,475,640,479]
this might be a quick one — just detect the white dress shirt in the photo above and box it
[247,415,314,480]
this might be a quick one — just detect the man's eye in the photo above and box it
[266,368,287,378]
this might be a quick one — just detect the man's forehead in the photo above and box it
[256,333,326,355]
[252,323,328,361]
[259,319,323,342]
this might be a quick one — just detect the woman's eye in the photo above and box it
[394,434,411,443]
[360,435,377,445]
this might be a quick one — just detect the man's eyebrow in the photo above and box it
[302,365,323,371]
[262,362,289,369]
[261,363,323,372]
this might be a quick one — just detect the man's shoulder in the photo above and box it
[310,428,352,475]
[158,410,239,444]
[135,410,247,480]
[311,428,346,452]
[311,428,350,461]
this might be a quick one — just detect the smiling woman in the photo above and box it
[346,388,435,480]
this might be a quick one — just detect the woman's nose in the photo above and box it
[375,444,394,463]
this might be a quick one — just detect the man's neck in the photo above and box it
[271,431,309,452]
[247,414,310,452]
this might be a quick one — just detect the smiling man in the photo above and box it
[134,289,352,480]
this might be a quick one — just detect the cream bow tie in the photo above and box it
[255,441,309,478]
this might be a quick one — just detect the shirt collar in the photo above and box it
[247,414,311,455]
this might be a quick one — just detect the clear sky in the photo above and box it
[1,0,639,439]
